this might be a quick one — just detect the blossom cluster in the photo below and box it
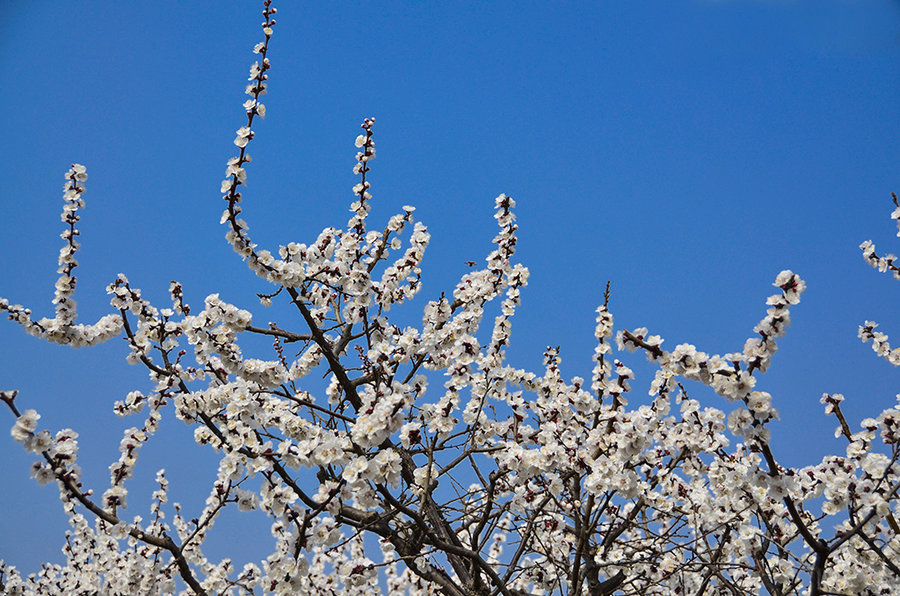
[858,192,900,368]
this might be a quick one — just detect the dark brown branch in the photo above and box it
[243,324,312,343]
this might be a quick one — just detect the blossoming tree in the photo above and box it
[2,3,899,595]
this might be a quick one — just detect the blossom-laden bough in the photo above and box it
[2,2,900,595]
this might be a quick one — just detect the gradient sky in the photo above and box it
[1,0,899,578]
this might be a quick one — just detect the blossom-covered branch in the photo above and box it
[0,164,122,347]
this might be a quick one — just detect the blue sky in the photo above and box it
[1,0,899,577]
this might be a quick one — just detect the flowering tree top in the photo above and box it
[1,3,899,596]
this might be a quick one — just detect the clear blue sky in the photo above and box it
[1,0,899,576]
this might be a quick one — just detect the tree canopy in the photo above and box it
[2,3,899,595]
